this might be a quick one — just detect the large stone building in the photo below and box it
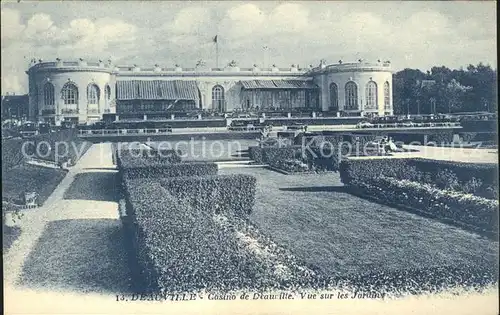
[26,58,393,124]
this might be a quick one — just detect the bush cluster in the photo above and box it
[1,138,25,174]
[353,176,498,232]
[122,173,296,293]
[118,143,314,293]
[339,158,499,232]
[1,130,91,172]
[116,147,182,169]
[271,159,310,173]
[121,162,218,180]
[340,158,498,199]
[158,175,256,218]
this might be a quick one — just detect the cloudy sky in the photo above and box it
[1,1,496,93]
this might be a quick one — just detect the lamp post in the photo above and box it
[430,97,436,115]
[405,98,410,117]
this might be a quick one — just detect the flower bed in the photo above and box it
[340,158,498,200]
[349,176,498,233]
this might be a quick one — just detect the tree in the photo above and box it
[392,63,496,115]
[444,79,472,113]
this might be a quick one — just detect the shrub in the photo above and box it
[121,162,218,180]
[158,174,256,218]
[248,146,263,163]
[117,147,182,168]
[460,132,478,143]
[302,145,340,171]
[351,176,498,232]
[339,159,412,185]
[435,169,460,190]
[272,159,310,173]
[1,130,91,172]
[339,158,498,199]
[428,131,454,144]
[122,178,288,293]
[262,146,298,164]
[1,139,25,174]
[409,159,498,199]
[463,178,483,195]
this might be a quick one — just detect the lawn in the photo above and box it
[219,167,498,277]
[2,164,68,205]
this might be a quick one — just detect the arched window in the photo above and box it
[87,84,100,105]
[212,85,225,112]
[105,84,111,101]
[329,83,338,111]
[43,82,55,106]
[345,81,358,110]
[384,81,391,109]
[61,82,79,106]
[365,81,377,110]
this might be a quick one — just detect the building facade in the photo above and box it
[26,59,393,124]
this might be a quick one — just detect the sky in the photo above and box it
[1,1,497,94]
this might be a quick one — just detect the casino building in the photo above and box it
[26,58,393,124]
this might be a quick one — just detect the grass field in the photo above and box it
[2,164,68,205]
[219,167,498,277]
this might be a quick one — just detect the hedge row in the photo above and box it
[25,129,91,165]
[158,175,256,218]
[116,147,182,169]
[1,139,25,174]
[340,158,498,199]
[121,162,218,180]
[1,129,91,173]
[249,144,341,172]
[122,177,295,293]
[350,175,498,233]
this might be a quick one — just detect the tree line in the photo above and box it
[392,63,497,115]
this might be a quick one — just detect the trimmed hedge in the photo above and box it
[262,146,298,165]
[158,174,256,218]
[339,158,499,232]
[116,147,182,169]
[1,129,91,172]
[248,146,263,163]
[1,138,25,174]
[410,158,498,196]
[352,176,498,233]
[121,162,218,180]
[122,178,290,293]
[302,146,341,171]
[339,158,498,199]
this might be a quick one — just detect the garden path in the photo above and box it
[4,143,130,312]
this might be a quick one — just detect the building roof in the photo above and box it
[240,80,318,89]
[116,80,199,100]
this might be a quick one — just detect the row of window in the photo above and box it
[39,82,391,112]
[42,82,111,107]
[329,81,391,111]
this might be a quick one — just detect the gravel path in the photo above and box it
[4,143,130,312]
